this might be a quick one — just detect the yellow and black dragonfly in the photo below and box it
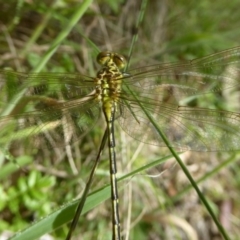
[1,46,240,239]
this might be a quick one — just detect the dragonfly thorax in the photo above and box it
[95,52,125,120]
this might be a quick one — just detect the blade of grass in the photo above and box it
[19,0,61,58]
[1,0,93,117]
[125,83,231,240]
[172,153,238,202]
[142,107,231,240]
[9,154,171,240]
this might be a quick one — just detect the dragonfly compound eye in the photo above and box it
[113,53,127,70]
[97,51,111,65]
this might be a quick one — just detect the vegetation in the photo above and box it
[0,0,240,239]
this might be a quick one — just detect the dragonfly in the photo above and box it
[1,46,240,239]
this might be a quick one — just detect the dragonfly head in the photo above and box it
[97,51,127,70]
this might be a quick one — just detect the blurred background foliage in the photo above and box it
[0,0,240,239]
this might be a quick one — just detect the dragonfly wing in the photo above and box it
[119,83,240,151]
[124,46,240,96]
[0,70,100,149]
[0,70,95,104]
[0,99,100,149]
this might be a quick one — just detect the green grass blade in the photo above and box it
[125,82,231,240]
[1,0,93,117]
[172,153,238,202]
[142,108,231,240]
[9,154,171,240]
[10,187,110,240]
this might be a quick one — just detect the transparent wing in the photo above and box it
[0,71,96,100]
[119,47,240,151]
[0,70,100,149]
[124,46,240,95]
[118,85,240,151]
[118,97,240,151]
